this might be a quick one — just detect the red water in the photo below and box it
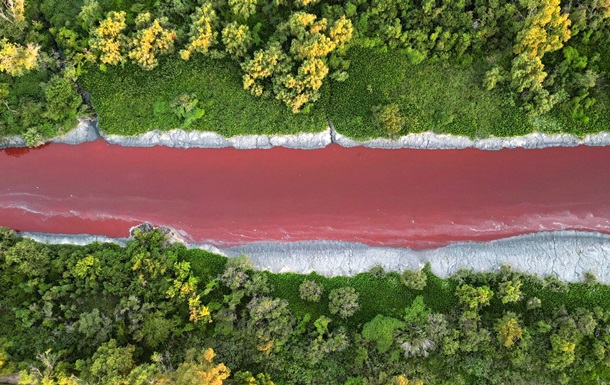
[1,141,610,248]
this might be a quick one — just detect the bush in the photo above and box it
[400,269,427,290]
[329,287,360,319]
[299,280,323,302]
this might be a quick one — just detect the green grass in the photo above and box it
[78,47,609,141]
[80,57,329,136]
[265,270,457,328]
[179,246,610,333]
[328,47,610,140]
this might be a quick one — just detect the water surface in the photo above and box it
[1,141,609,248]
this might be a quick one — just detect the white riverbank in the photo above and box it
[3,117,610,150]
[21,229,610,284]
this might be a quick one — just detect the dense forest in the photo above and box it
[2,226,610,384]
[1,0,609,144]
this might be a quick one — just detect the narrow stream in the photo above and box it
[1,141,609,249]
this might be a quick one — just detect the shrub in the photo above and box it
[329,287,359,319]
[299,279,323,302]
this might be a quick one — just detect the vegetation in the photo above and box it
[1,0,610,144]
[3,227,610,384]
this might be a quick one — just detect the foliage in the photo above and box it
[299,279,323,302]
[0,38,39,77]
[90,11,128,67]
[400,269,427,290]
[128,13,177,70]
[329,287,360,319]
[3,0,610,143]
[4,230,610,384]
[80,57,328,136]
[361,315,404,353]
[494,312,523,348]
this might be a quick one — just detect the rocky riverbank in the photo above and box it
[3,118,610,150]
[22,227,610,284]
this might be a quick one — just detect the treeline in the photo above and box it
[2,226,610,384]
[1,0,609,143]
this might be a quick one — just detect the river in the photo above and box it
[1,141,610,249]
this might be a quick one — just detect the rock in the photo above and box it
[0,373,19,385]
[130,222,155,236]
[20,229,610,283]
[52,117,100,145]
[129,223,186,246]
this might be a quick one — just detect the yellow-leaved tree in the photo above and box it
[242,12,352,113]
[0,38,39,76]
[129,12,177,70]
[180,2,220,60]
[0,0,24,24]
[89,11,128,67]
[510,0,571,115]
[167,348,230,385]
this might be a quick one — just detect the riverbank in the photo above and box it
[21,228,610,284]
[3,117,610,150]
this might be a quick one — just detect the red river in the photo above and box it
[1,141,610,249]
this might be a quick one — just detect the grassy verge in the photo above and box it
[328,47,610,140]
[78,47,609,141]
[79,57,329,137]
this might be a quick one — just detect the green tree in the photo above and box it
[329,287,360,319]
[455,284,494,310]
[362,315,405,353]
[246,296,294,353]
[498,279,522,304]
[42,73,82,124]
[299,279,323,302]
[400,268,426,290]
[228,0,257,19]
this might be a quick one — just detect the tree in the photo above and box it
[0,38,39,76]
[498,279,522,304]
[180,2,220,60]
[510,0,572,115]
[234,371,275,384]
[42,73,82,124]
[87,340,136,385]
[170,348,230,385]
[0,0,24,24]
[329,287,360,319]
[455,284,494,310]
[242,12,353,113]
[89,11,128,67]
[547,333,576,370]
[228,0,257,19]
[128,13,177,70]
[374,104,404,138]
[362,315,405,353]
[299,279,324,302]
[222,22,253,58]
[4,239,50,279]
[246,296,294,353]
[495,312,523,348]
[400,268,426,290]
